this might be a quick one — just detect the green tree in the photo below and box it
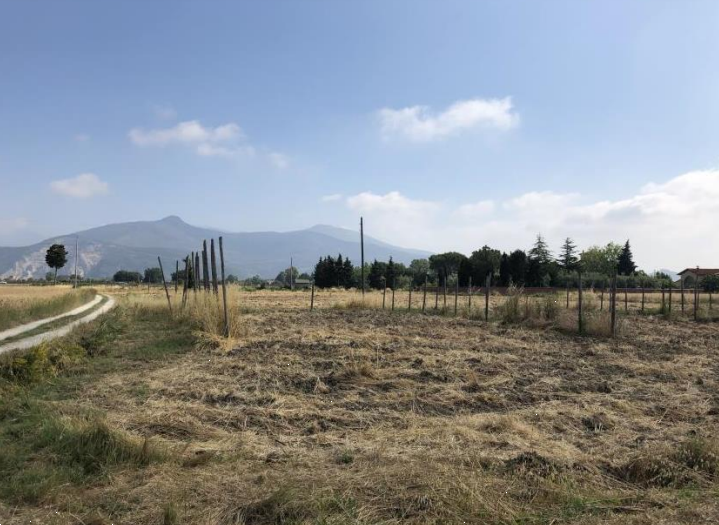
[580,243,623,276]
[528,234,552,265]
[558,237,579,270]
[385,257,397,289]
[617,240,637,275]
[702,275,719,293]
[368,260,387,289]
[408,259,431,287]
[498,253,511,286]
[113,270,142,283]
[429,252,467,286]
[143,267,163,283]
[469,246,501,285]
[507,250,528,286]
[45,243,68,285]
[226,274,240,284]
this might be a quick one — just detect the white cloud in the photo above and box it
[268,152,290,169]
[343,169,719,269]
[128,120,243,147]
[378,97,519,142]
[321,193,343,202]
[456,200,495,219]
[50,173,109,198]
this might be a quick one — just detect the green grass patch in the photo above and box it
[0,288,96,331]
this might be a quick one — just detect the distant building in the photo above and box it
[677,268,719,287]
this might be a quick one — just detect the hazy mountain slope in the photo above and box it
[0,216,431,279]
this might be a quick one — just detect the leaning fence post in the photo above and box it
[310,280,315,310]
[219,236,229,338]
[485,273,491,322]
[158,256,173,315]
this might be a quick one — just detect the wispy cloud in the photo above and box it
[378,97,519,142]
[321,193,343,202]
[74,133,90,142]
[268,152,290,169]
[343,169,719,269]
[50,173,109,198]
[0,217,29,232]
[128,119,288,165]
[153,104,177,120]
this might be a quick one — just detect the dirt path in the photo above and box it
[0,295,116,355]
[0,294,104,342]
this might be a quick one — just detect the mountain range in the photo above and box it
[0,216,431,280]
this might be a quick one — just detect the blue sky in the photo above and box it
[1,0,718,269]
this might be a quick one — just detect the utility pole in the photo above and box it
[74,236,79,289]
[360,217,365,297]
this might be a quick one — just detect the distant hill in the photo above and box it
[0,216,431,280]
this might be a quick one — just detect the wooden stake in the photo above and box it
[600,288,604,311]
[443,272,447,312]
[210,239,218,294]
[454,278,459,315]
[681,278,685,312]
[669,285,673,312]
[382,278,386,309]
[310,280,315,310]
[158,256,172,315]
[577,270,583,334]
[641,286,645,313]
[181,256,189,308]
[694,283,699,321]
[202,240,210,291]
[74,236,79,289]
[485,273,490,322]
[434,273,439,309]
[219,236,229,338]
[468,276,472,315]
[391,278,395,311]
[422,275,427,313]
[610,273,617,337]
[195,253,201,293]
[566,281,570,309]
[408,287,412,311]
[624,287,628,312]
[175,260,179,294]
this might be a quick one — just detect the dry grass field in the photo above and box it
[0,285,96,331]
[1,288,719,524]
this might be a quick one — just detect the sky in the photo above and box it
[1,0,718,271]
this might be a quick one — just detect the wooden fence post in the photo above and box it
[443,273,448,312]
[610,273,617,337]
[382,277,386,309]
[624,287,628,313]
[694,285,699,321]
[391,278,396,312]
[158,256,173,315]
[578,270,583,334]
[485,273,491,322]
[408,287,412,311]
[669,285,673,312]
[175,260,179,294]
[468,276,472,316]
[182,256,189,308]
[434,273,439,310]
[681,278,685,312]
[661,287,666,313]
[219,236,229,338]
[641,286,645,313]
[310,281,315,310]
[566,281,570,309]
[454,278,459,316]
[210,239,219,294]
[422,275,428,313]
[600,288,604,311]
[195,253,201,293]
[202,240,210,291]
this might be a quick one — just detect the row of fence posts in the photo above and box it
[307,270,712,338]
[157,236,230,337]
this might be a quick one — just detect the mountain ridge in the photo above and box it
[0,216,431,280]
